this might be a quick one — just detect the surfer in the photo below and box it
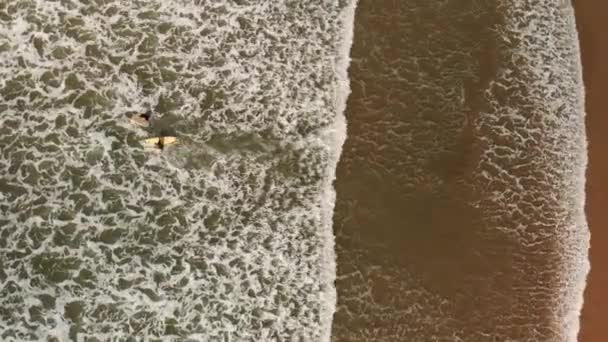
[130,110,153,127]
[129,110,178,150]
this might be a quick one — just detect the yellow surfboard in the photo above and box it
[140,136,177,148]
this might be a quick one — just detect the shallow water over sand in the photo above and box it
[332,1,588,341]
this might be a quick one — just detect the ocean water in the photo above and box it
[0,0,356,341]
[333,1,589,341]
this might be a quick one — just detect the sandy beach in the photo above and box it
[573,1,608,341]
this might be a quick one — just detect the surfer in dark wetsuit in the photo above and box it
[130,109,154,127]
[138,110,153,125]
[129,108,178,150]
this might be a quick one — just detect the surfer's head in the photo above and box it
[141,110,152,121]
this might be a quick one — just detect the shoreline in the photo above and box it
[573,1,608,341]
[320,1,359,340]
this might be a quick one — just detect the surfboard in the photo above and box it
[140,136,177,148]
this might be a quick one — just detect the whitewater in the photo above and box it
[0,0,357,341]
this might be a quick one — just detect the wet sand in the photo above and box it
[573,2,608,341]
[333,2,587,341]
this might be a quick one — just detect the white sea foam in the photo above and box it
[317,0,358,340]
[0,0,357,340]
[559,8,590,342]
[474,2,589,340]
